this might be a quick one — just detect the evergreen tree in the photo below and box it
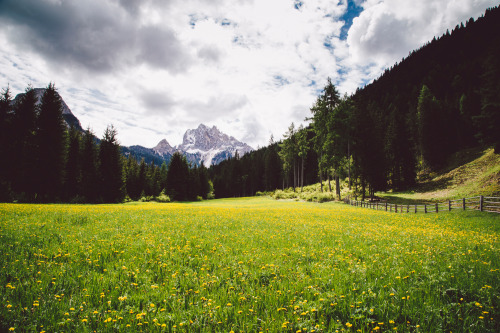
[166,152,190,201]
[296,125,309,191]
[12,86,38,200]
[264,140,282,191]
[417,85,445,169]
[198,162,210,199]
[475,47,500,152]
[279,123,297,190]
[37,83,67,200]
[159,162,168,192]
[64,126,81,199]
[99,125,124,203]
[124,155,140,200]
[80,128,99,202]
[0,86,13,200]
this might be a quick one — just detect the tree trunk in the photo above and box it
[301,156,304,191]
[319,167,323,192]
[328,172,332,192]
[348,141,351,190]
[335,173,341,200]
[293,159,296,192]
[361,178,366,201]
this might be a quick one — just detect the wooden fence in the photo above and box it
[345,196,500,214]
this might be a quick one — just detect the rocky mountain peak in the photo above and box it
[12,88,83,131]
[151,124,253,166]
[153,138,176,156]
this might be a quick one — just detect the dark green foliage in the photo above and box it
[36,83,67,200]
[11,86,38,200]
[0,86,13,200]
[80,128,99,202]
[64,126,81,199]
[166,152,190,201]
[98,125,125,203]
[474,44,500,152]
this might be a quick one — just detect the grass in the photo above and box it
[0,198,499,332]
[379,148,500,204]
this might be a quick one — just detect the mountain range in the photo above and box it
[12,89,253,167]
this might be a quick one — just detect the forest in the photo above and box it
[0,84,211,202]
[210,6,500,200]
[0,6,499,203]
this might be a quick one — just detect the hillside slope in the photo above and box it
[380,147,500,203]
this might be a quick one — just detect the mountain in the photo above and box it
[12,88,83,131]
[150,124,253,166]
[12,88,252,167]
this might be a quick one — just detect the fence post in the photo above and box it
[463,198,466,210]
[435,203,438,213]
[480,195,483,211]
[424,204,427,213]
[395,204,398,213]
[448,200,451,211]
[385,202,388,211]
[407,205,409,213]
[415,205,417,213]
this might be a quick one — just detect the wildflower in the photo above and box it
[82,319,88,323]
[346,322,353,328]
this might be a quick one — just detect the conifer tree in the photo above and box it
[37,83,67,200]
[99,125,124,202]
[0,86,13,200]
[12,86,38,200]
[64,126,81,199]
[81,128,99,202]
[166,152,190,201]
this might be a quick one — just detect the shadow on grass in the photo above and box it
[376,193,434,205]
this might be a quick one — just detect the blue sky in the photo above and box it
[0,0,497,148]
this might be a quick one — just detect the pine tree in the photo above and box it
[0,86,13,200]
[81,128,99,202]
[37,83,67,201]
[98,125,124,203]
[198,162,210,199]
[278,123,297,190]
[64,126,81,200]
[166,152,190,201]
[12,86,38,200]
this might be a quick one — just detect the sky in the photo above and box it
[0,0,497,149]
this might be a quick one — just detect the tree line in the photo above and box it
[0,84,211,203]
[209,6,500,199]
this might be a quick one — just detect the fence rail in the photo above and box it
[344,195,500,214]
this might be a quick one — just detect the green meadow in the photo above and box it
[0,198,498,332]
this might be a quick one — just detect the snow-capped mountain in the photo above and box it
[12,88,83,131]
[153,124,253,166]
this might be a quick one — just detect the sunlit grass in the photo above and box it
[1,198,498,332]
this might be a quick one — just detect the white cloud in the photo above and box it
[0,0,497,148]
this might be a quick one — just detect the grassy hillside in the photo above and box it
[380,148,500,204]
[1,198,499,332]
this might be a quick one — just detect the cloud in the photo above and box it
[140,89,177,114]
[183,94,249,122]
[0,0,497,149]
[347,0,498,68]
[0,0,190,74]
